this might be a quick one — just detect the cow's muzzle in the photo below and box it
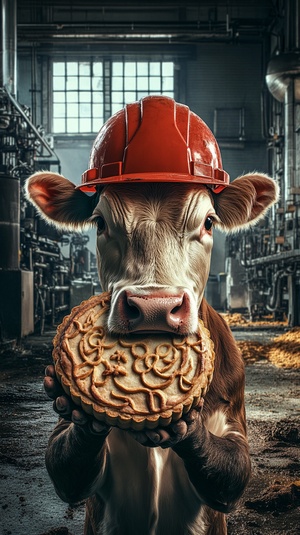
[108,287,197,335]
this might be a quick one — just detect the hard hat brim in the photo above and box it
[76,172,229,193]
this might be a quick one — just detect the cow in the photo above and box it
[26,96,279,535]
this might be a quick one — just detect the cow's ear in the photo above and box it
[25,172,97,229]
[213,173,279,232]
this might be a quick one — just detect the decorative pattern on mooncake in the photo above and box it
[53,292,215,430]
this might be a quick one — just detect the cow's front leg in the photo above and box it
[130,408,250,514]
[44,365,111,504]
[172,419,251,513]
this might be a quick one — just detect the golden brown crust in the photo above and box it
[52,292,215,430]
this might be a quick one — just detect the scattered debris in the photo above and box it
[267,328,300,369]
[222,313,288,328]
[235,328,300,369]
[222,312,250,326]
[245,480,300,512]
[271,419,300,444]
[236,341,268,364]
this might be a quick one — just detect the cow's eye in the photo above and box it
[95,216,106,234]
[204,216,214,232]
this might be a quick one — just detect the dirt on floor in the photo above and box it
[228,323,300,535]
[0,324,299,535]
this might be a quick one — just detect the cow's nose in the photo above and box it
[115,290,192,334]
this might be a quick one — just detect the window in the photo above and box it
[52,59,174,134]
[53,61,103,134]
[111,61,174,115]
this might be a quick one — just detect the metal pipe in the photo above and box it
[285,0,300,52]
[267,269,286,310]
[284,80,296,207]
[50,286,69,292]
[295,0,300,50]
[54,305,69,312]
[34,262,49,269]
[4,88,61,163]
[34,248,60,258]
[244,248,300,266]
[36,288,46,335]
[0,176,20,269]
[1,0,17,95]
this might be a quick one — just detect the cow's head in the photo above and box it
[26,97,279,336]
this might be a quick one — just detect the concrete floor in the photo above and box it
[0,328,299,535]
[0,331,86,535]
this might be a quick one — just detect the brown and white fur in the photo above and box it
[26,172,278,535]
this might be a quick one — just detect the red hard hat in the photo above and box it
[79,95,229,193]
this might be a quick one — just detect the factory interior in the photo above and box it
[0,1,299,534]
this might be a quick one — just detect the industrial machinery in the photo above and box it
[0,0,101,344]
[225,0,300,326]
[0,86,98,343]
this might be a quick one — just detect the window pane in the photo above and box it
[67,77,78,90]
[162,62,173,76]
[80,118,91,132]
[124,77,136,90]
[93,62,102,76]
[93,91,103,103]
[79,62,90,76]
[111,103,123,115]
[67,102,78,117]
[92,77,103,91]
[124,62,136,76]
[113,62,123,76]
[137,91,149,100]
[112,91,123,103]
[80,77,90,90]
[67,118,78,132]
[53,118,65,132]
[124,91,136,103]
[53,77,65,90]
[67,62,78,76]
[93,103,104,118]
[150,63,161,76]
[162,77,174,91]
[93,118,103,132]
[149,77,161,91]
[112,77,123,90]
[137,63,148,76]
[53,103,66,118]
[66,92,77,103]
[80,102,91,117]
[137,77,148,90]
[80,92,91,103]
[53,63,65,76]
[53,91,65,102]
